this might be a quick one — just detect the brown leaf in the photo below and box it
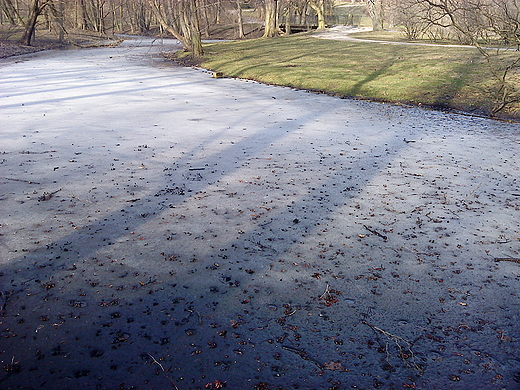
[324,361,345,371]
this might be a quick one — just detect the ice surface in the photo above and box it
[0,37,519,390]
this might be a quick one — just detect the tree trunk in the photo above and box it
[215,0,221,24]
[309,0,326,30]
[137,2,149,33]
[263,0,277,37]
[187,0,203,56]
[20,0,47,45]
[367,0,383,31]
[92,0,105,33]
[284,7,291,35]
[199,0,210,38]
[56,0,64,42]
[236,0,244,38]
[148,0,203,56]
[76,0,90,30]
[149,0,188,47]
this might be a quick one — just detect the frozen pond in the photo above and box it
[1,37,519,390]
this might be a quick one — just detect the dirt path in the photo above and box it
[313,25,518,51]
[312,26,474,48]
[0,37,519,390]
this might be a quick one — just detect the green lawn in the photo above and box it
[195,34,520,120]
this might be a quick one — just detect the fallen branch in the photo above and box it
[494,257,520,264]
[72,195,94,204]
[362,320,423,374]
[281,345,323,369]
[73,39,124,48]
[38,188,62,201]
[247,239,277,253]
[320,284,331,300]
[318,284,340,306]
[19,150,56,154]
[0,291,13,314]
[3,177,41,185]
[148,353,179,390]
[363,225,388,241]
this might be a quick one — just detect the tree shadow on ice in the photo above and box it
[1,67,519,389]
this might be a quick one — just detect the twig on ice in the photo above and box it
[3,177,41,185]
[362,320,423,374]
[363,225,388,241]
[38,188,62,201]
[494,257,520,264]
[281,345,323,369]
[148,353,179,390]
[320,284,331,301]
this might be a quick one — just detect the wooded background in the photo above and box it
[2,1,517,50]
[1,1,518,112]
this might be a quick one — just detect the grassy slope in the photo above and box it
[198,34,520,119]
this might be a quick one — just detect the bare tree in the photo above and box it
[20,0,57,45]
[75,0,90,30]
[148,0,186,43]
[147,0,203,56]
[396,0,430,39]
[412,0,520,114]
[0,0,22,24]
[128,0,151,33]
[482,0,520,49]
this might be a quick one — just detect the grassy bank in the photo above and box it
[194,33,520,120]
